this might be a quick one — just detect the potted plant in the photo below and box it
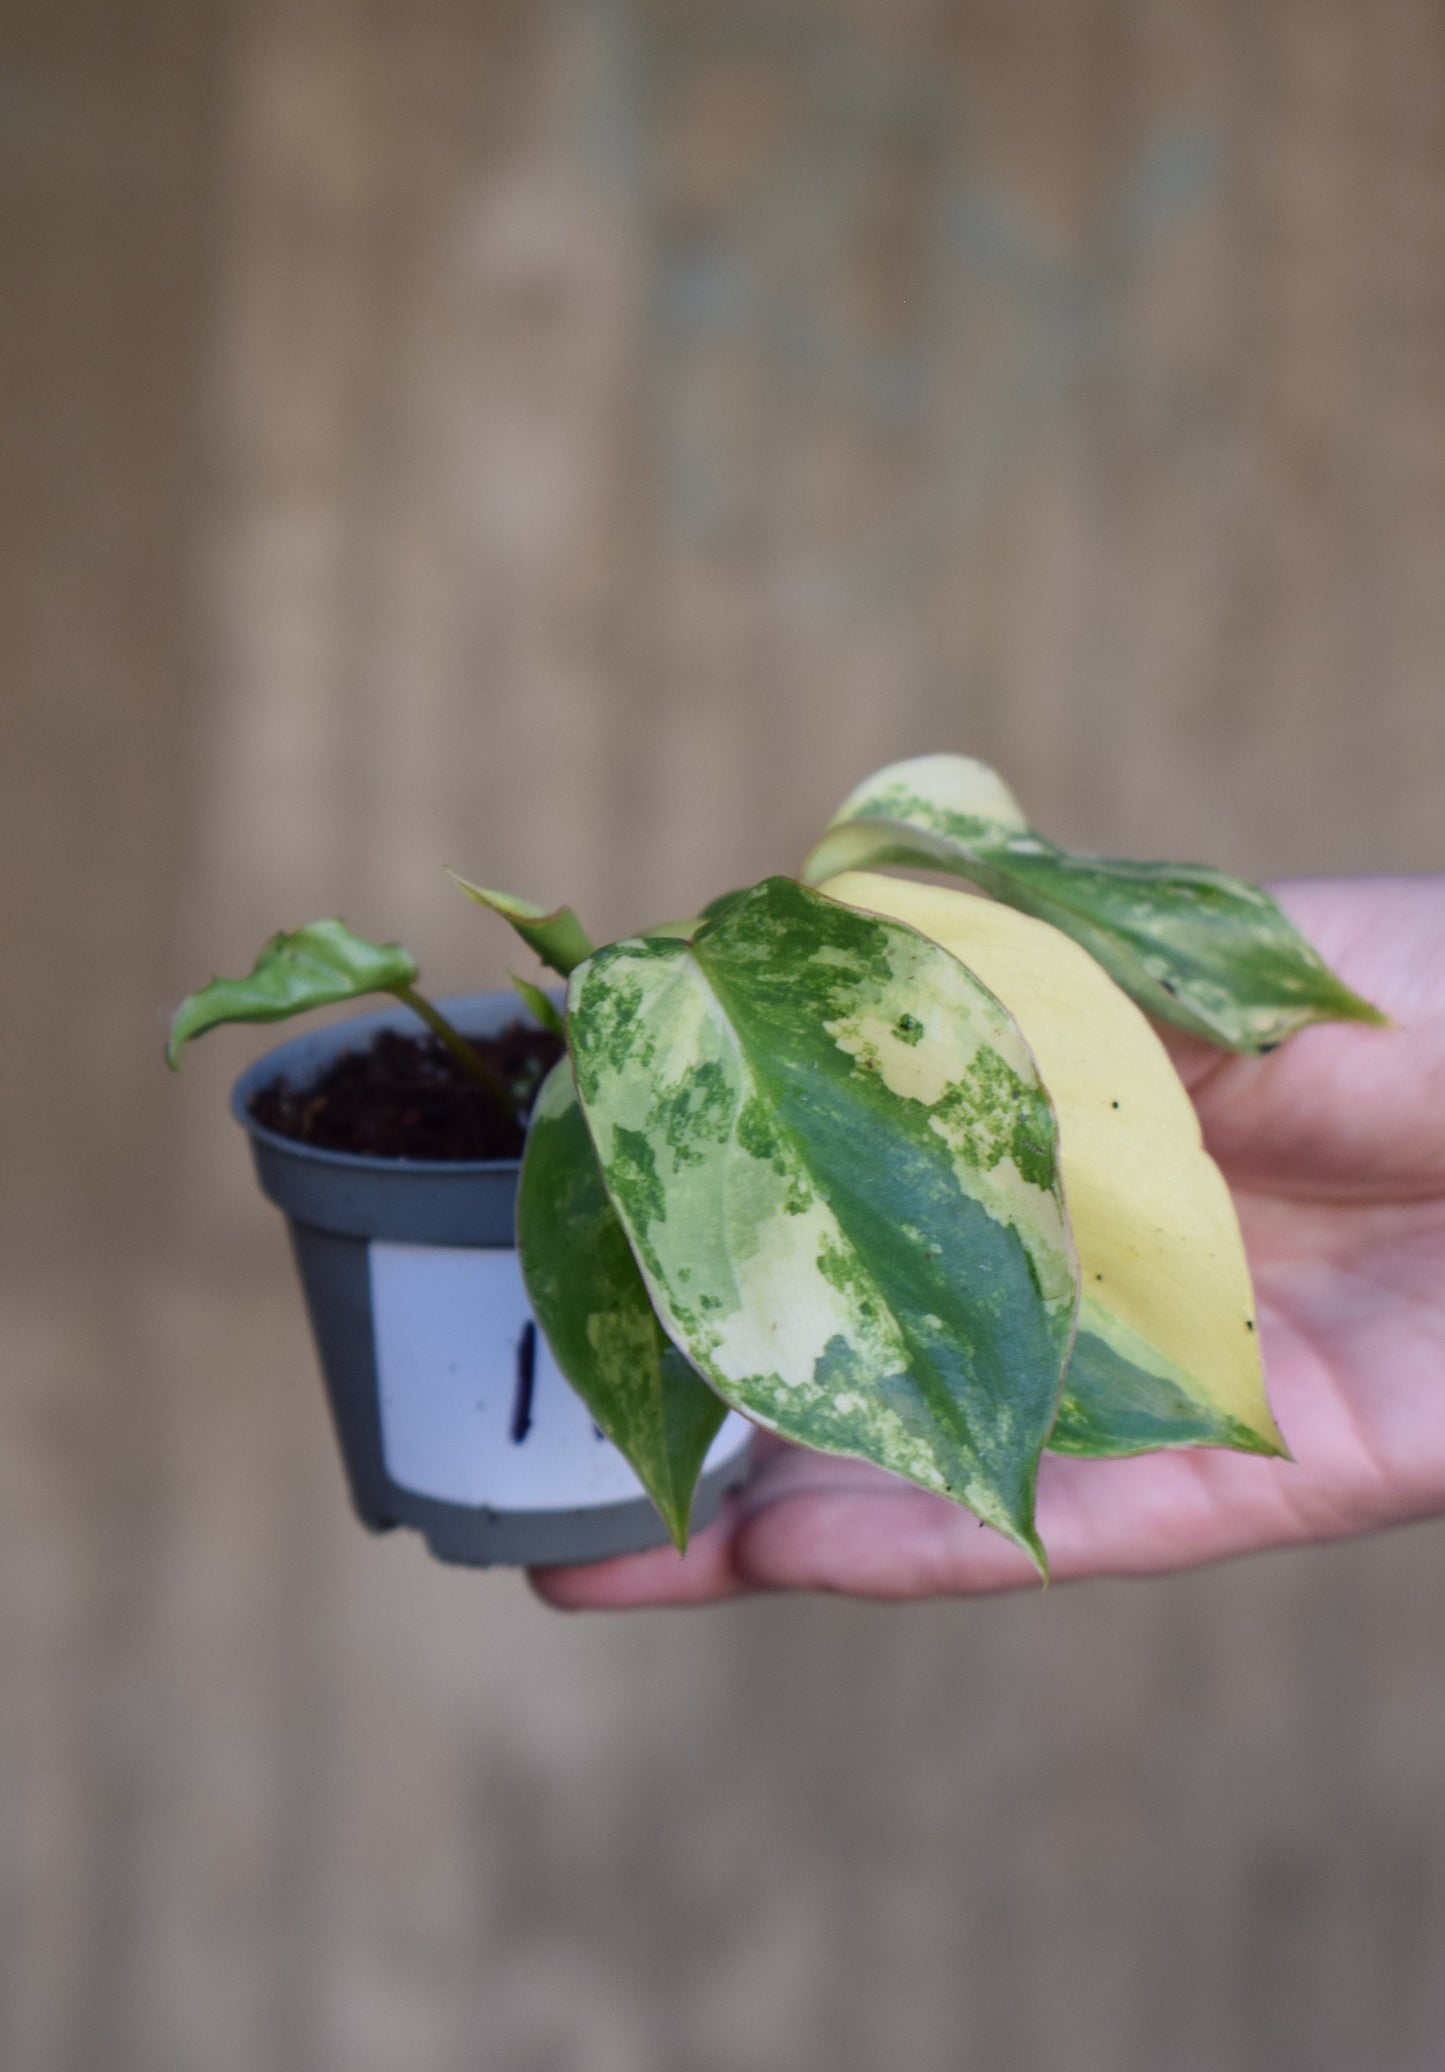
[168,753,1386,1572]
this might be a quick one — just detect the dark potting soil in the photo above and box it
[249,1022,565,1161]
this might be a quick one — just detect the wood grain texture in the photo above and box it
[4,1,1444,2066]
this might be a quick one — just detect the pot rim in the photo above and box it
[230,988,559,1179]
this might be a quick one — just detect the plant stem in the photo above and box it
[390,985,518,1119]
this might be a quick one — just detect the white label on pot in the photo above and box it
[368,1243,752,1512]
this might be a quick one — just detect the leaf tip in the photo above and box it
[997,1507,1049,1584]
[164,997,203,1070]
[1253,1420,1294,1464]
[1302,966,1394,1036]
[640,1482,693,1554]
[1221,1399,1292,1461]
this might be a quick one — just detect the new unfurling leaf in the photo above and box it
[449,876,594,978]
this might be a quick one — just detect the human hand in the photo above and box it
[532,879,1445,1609]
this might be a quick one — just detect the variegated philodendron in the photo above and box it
[169,751,1385,1563]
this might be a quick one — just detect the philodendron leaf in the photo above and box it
[449,876,594,978]
[166,920,418,1068]
[567,876,1078,1570]
[517,1059,728,1548]
[802,754,1386,1053]
[821,872,1287,1460]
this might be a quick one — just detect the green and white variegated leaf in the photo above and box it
[1052,1296,1282,1459]
[449,875,594,978]
[516,1060,729,1548]
[801,754,1386,1053]
[166,920,418,1068]
[566,876,1079,1570]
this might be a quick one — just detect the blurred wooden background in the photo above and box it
[4,2,1444,2067]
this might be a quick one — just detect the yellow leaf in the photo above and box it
[819,871,1285,1457]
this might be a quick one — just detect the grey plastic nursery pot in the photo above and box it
[233,992,755,1568]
